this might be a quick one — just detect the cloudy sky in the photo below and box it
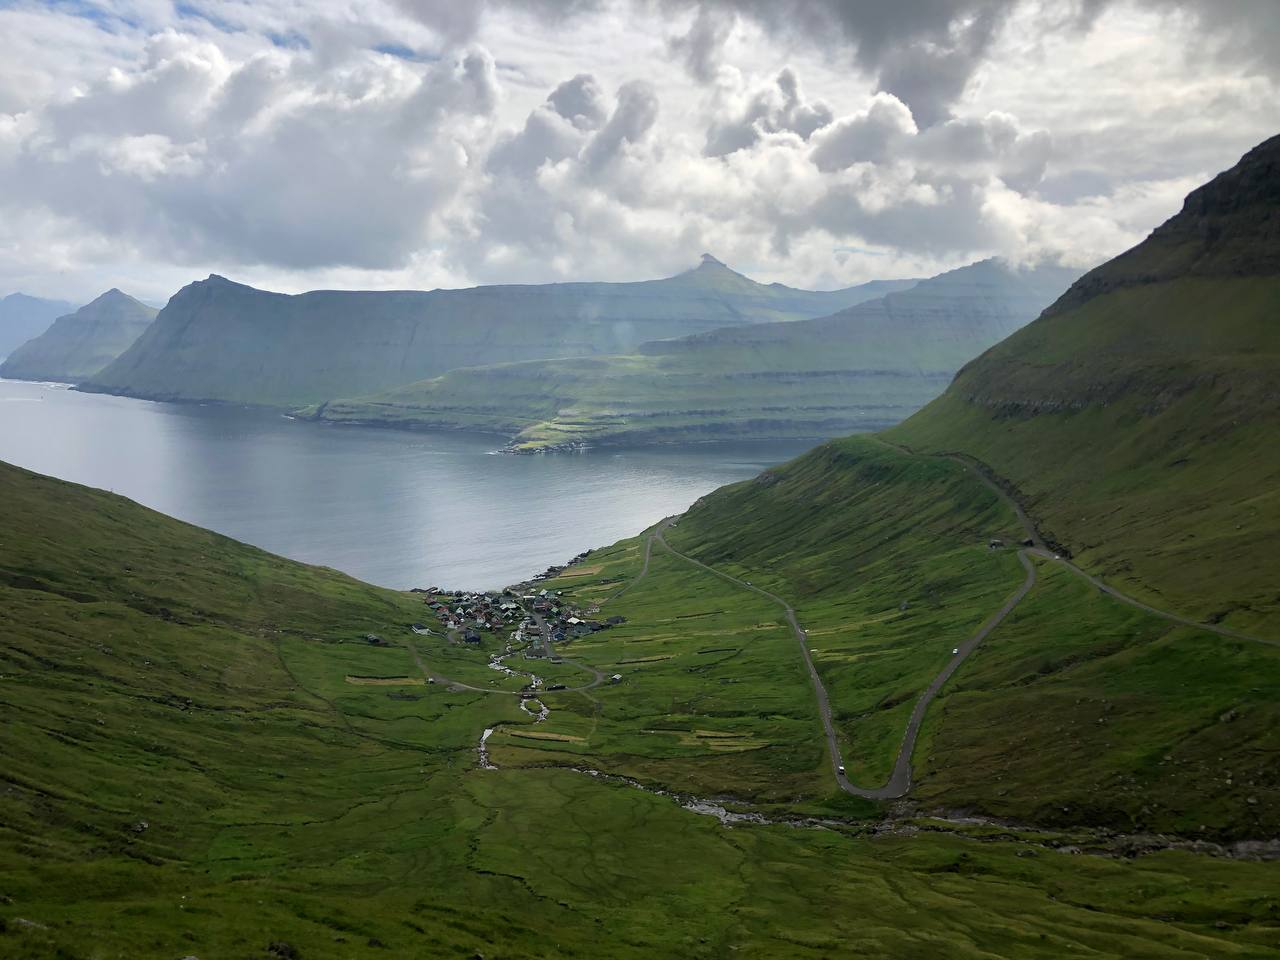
[0,0,1276,302]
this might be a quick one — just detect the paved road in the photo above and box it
[653,440,1275,800]
[605,518,670,603]
[654,529,1038,799]
[877,439,1276,649]
[1022,546,1279,648]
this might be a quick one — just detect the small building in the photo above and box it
[610,674,623,684]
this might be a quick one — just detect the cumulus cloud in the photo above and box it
[810,94,917,170]
[4,35,501,272]
[390,0,1280,132]
[582,80,660,172]
[668,6,736,83]
[705,68,833,157]
[547,73,608,130]
[0,0,1275,302]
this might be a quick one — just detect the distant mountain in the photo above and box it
[891,132,1280,633]
[312,259,1080,449]
[80,257,916,408]
[0,290,158,383]
[0,293,78,361]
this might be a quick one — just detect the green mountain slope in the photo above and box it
[0,289,158,382]
[6,459,1280,959]
[312,259,1079,449]
[0,293,77,361]
[889,132,1280,634]
[80,257,912,408]
[535,136,1280,842]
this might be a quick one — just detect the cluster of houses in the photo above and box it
[422,591,522,644]
[513,586,625,652]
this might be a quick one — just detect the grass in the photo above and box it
[913,558,1280,838]
[889,276,1280,638]
[493,538,837,805]
[659,436,1028,787]
[3,442,1279,957]
[544,434,1280,842]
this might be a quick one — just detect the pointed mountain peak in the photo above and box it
[699,253,725,266]
[84,287,146,309]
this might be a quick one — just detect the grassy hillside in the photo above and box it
[81,257,911,408]
[0,289,157,382]
[889,134,1280,639]
[312,259,1078,450]
[9,460,1280,957]
[0,293,77,360]
[616,436,1279,838]
[528,137,1280,845]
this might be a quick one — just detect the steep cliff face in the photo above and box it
[0,289,157,382]
[891,133,1280,633]
[0,293,78,360]
[313,259,1079,448]
[81,258,913,407]
[1046,132,1280,314]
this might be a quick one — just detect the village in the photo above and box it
[408,546,627,684]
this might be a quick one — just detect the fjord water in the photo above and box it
[0,379,810,589]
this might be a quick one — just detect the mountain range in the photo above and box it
[79,258,914,408]
[0,292,77,361]
[311,258,1081,449]
[0,289,157,383]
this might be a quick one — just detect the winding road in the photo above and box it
[647,444,1275,800]
[416,448,1274,799]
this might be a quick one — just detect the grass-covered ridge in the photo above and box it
[310,259,1079,450]
[588,434,1279,836]
[889,135,1280,639]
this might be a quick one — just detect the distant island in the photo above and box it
[79,256,915,408]
[309,258,1081,450]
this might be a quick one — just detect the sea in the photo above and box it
[0,378,813,589]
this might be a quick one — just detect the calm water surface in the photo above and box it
[0,379,813,589]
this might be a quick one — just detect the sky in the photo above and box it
[0,0,1276,303]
